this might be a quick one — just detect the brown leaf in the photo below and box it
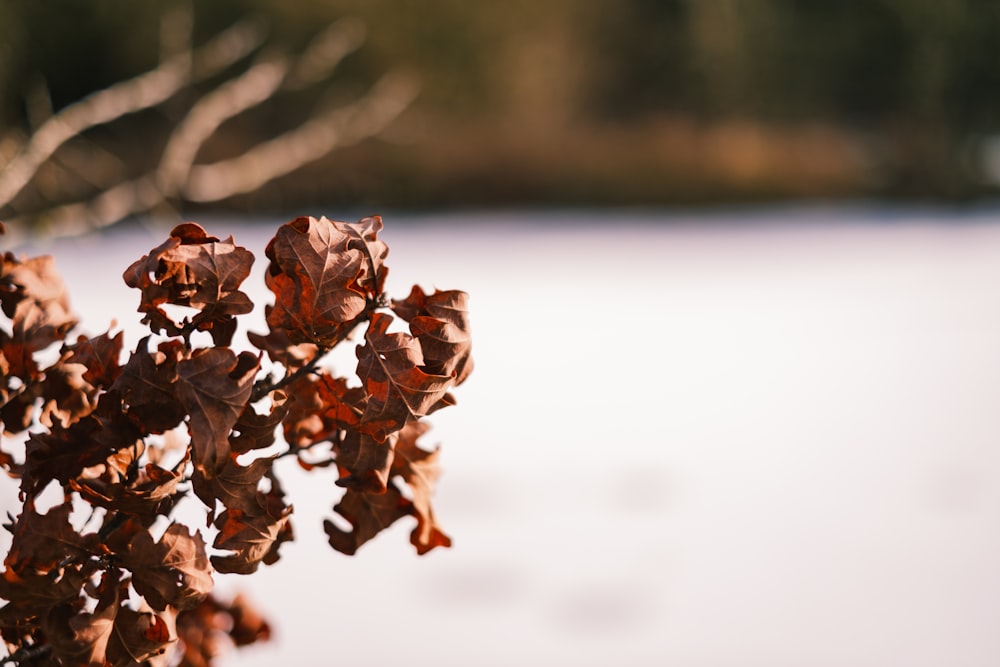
[174,593,271,666]
[37,360,96,428]
[122,524,213,612]
[0,252,77,352]
[21,399,143,497]
[324,484,412,556]
[71,453,185,518]
[112,339,187,434]
[355,313,454,441]
[175,348,259,479]
[45,574,174,667]
[194,456,275,514]
[106,605,174,666]
[230,392,289,455]
[0,567,86,623]
[43,571,121,666]
[62,329,124,388]
[4,502,96,575]
[211,502,293,575]
[281,373,363,450]
[393,286,474,385]
[263,216,385,346]
[122,223,254,344]
[334,429,395,494]
[247,309,318,370]
[392,421,452,554]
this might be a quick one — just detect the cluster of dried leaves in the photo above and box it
[0,215,472,665]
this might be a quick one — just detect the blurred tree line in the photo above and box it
[1,0,999,213]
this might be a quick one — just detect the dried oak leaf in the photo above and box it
[211,491,293,575]
[175,593,271,667]
[122,223,253,345]
[107,605,174,666]
[355,312,454,442]
[392,421,452,554]
[0,567,86,625]
[247,308,317,370]
[70,453,186,518]
[45,574,174,667]
[112,338,187,434]
[0,251,77,352]
[4,502,98,575]
[324,484,412,556]
[62,329,124,388]
[20,408,141,498]
[193,456,275,515]
[281,373,363,450]
[122,524,213,612]
[334,429,395,494]
[229,392,289,455]
[263,215,386,346]
[392,286,474,385]
[175,348,259,479]
[37,359,96,428]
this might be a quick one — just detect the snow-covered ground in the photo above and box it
[8,205,1000,666]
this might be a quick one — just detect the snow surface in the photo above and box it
[8,205,1000,667]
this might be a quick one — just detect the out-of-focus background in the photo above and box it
[3,0,1000,223]
[4,2,1000,666]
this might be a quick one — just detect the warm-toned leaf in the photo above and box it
[263,216,384,346]
[62,329,124,388]
[122,223,254,344]
[122,524,213,612]
[43,573,120,667]
[324,484,412,556]
[112,338,187,434]
[392,286,474,385]
[230,392,289,455]
[71,454,185,518]
[175,348,259,478]
[37,360,96,428]
[4,502,97,575]
[21,405,142,497]
[0,252,77,352]
[247,311,318,370]
[392,421,452,554]
[174,593,271,666]
[0,333,38,382]
[281,373,363,450]
[334,429,395,494]
[106,605,175,665]
[0,567,86,623]
[195,456,275,514]
[355,312,454,441]
[211,494,293,575]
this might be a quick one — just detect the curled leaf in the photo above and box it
[122,523,213,612]
[1,251,77,351]
[324,485,412,556]
[392,421,452,554]
[356,312,454,442]
[122,223,254,344]
[262,216,386,346]
[175,348,259,479]
[392,286,474,385]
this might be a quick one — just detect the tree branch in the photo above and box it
[0,17,267,212]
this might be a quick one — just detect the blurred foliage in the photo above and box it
[2,0,1000,210]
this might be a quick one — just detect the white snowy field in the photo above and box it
[7,205,1000,666]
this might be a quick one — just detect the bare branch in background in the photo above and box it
[0,17,267,211]
[285,17,368,91]
[157,53,291,196]
[1,14,418,245]
[186,71,420,203]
